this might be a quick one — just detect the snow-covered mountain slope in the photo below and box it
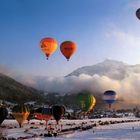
[67,59,140,80]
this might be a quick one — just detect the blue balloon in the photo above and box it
[103,90,117,108]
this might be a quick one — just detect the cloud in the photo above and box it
[1,61,140,106]
[20,64,140,108]
[18,72,140,106]
[106,29,140,49]
[17,74,120,94]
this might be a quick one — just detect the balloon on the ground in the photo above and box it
[34,107,52,124]
[77,92,96,113]
[60,41,77,61]
[103,90,117,109]
[52,105,65,124]
[12,104,30,127]
[0,106,8,125]
[136,8,140,20]
[40,37,58,59]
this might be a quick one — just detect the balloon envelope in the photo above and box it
[103,90,117,107]
[0,107,8,125]
[60,41,77,61]
[52,105,65,124]
[77,93,96,113]
[34,107,52,123]
[40,37,58,59]
[136,8,140,20]
[12,104,30,127]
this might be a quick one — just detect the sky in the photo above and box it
[0,0,140,77]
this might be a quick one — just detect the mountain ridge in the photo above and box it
[66,59,140,80]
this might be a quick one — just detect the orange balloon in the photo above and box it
[60,41,77,61]
[40,37,58,59]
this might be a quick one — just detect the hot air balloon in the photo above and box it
[60,41,77,61]
[52,105,65,124]
[103,90,117,109]
[12,104,30,127]
[77,92,96,114]
[34,107,52,125]
[40,37,58,59]
[136,8,140,20]
[0,106,8,125]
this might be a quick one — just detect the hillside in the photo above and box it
[0,73,46,104]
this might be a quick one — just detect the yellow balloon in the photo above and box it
[12,112,30,127]
[40,37,58,59]
[12,105,30,127]
[88,95,96,112]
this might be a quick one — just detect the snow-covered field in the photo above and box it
[1,117,140,140]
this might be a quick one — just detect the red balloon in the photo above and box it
[60,41,77,61]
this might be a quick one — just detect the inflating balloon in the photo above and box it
[77,92,96,113]
[34,107,52,124]
[103,90,117,109]
[40,37,58,59]
[52,105,65,124]
[12,104,30,127]
[0,106,8,125]
[60,41,77,61]
[136,8,140,20]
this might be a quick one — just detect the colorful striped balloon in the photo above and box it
[103,90,117,109]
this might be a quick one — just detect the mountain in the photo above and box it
[67,59,140,80]
[0,73,46,104]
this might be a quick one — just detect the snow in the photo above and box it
[1,117,140,139]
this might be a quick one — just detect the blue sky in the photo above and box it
[0,0,140,77]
